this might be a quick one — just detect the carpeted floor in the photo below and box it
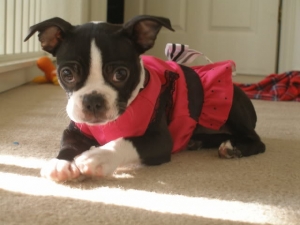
[0,83,300,225]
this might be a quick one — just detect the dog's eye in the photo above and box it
[60,68,75,83]
[113,68,129,82]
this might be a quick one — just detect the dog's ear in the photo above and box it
[24,17,73,55]
[122,15,174,54]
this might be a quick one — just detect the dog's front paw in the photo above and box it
[74,146,118,177]
[218,140,242,159]
[40,158,81,182]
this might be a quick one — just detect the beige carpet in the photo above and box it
[0,83,300,225]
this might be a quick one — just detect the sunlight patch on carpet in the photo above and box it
[0,155,47,169]
[0,171,287,225]
[0,154,137,178]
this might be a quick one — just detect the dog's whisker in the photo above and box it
[56,108,68,120]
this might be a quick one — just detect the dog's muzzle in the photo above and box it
[81,91,108,123]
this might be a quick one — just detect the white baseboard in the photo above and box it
[0,58,44,93]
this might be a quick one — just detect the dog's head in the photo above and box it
[24,15,174,125]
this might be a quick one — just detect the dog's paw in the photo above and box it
[187,140,203,151]
[74,146,119,177]
[40,158,81,182]
[218,140,242,159]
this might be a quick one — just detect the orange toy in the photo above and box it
[32,56,59,85]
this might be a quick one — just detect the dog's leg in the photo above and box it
[40,158,80,182]
[127,115,173,166]
[218,85,266,158]
[74,115,173,177]
[218,131,265,158]
[73,138,140,177]
[218,140,242,158]
[40,121,99,182]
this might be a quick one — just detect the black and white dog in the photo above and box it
[25,15,265,182]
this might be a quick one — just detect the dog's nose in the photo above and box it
[82,92,106,113]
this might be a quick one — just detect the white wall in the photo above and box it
[279,0,300,73]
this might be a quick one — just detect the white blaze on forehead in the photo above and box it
[88,39,105,84]
[66,39,119,123]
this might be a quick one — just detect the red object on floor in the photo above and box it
[235,71,300,101]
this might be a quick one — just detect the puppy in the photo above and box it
[25,15,265,182]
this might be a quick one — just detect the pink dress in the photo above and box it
[75,56,234,153]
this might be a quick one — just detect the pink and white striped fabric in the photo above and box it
[165,43,213,65]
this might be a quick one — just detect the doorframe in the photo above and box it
[278,0,300,73]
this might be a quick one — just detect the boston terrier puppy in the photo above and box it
[24,15,265,182]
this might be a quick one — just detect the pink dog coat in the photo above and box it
[75,56,234,153]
